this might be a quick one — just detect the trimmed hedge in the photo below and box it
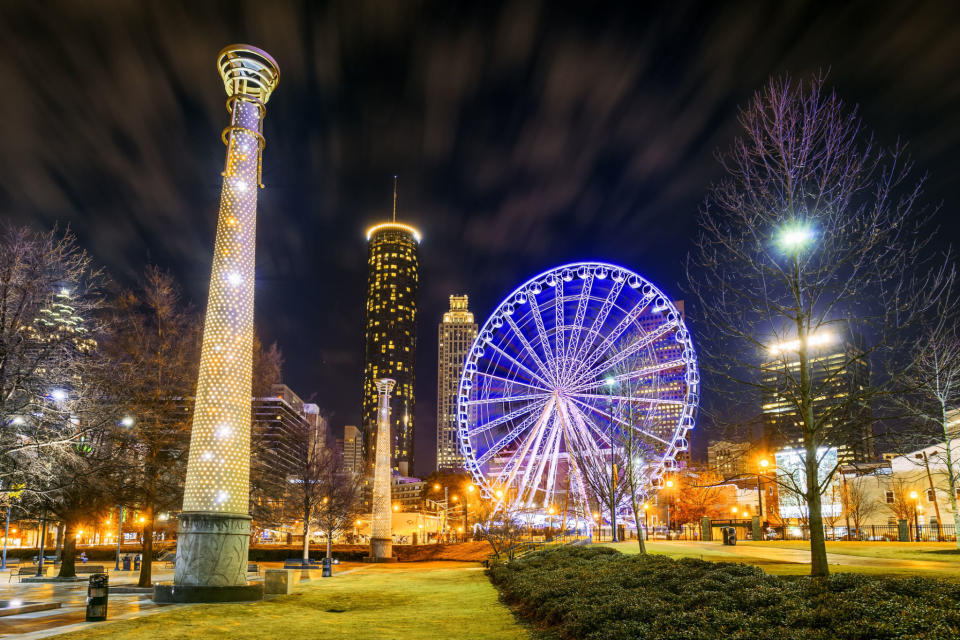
[488,546,960,640]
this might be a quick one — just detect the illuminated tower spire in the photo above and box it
[156,44,279,604]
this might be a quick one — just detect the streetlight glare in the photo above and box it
[665,479,674,488]
[909,491,919,500]
[603,376,617,386]
[759,459,769,468]
[769,330,834,355]
[777,224,813,250]
[50,389,68,402]
[121,416,135,427]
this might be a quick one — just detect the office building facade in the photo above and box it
[761,334,873,463]
[436,295,477,470]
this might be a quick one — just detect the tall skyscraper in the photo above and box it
[361,184,420,476]
[340,425,363,474]
[761,331,873,463]
[436,295,477,470]
[158,44,278,603]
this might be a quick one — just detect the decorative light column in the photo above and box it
[367,378,396,561]
[155,44,279,604]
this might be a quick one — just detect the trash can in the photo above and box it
[121,555,131,571]
[322,557,332,578]
[133,555,141,571]
[726,527,737,546]
[86,573,108,621]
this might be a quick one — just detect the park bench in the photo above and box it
[74,564,106,575]
[157,551,176,568]
[283,558,319,569]
[10,566,38,582]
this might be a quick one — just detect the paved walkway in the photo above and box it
[0,562,358,638]
[0,564,178,639]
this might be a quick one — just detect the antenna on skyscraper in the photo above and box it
[392,175,398,222]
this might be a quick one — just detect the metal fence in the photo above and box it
[761,524,957,542]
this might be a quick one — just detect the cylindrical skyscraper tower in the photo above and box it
[362,212,420,476]
[155,44,279,604]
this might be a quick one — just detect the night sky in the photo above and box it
[1,1,958,475]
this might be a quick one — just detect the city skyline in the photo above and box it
[1,2,957,475]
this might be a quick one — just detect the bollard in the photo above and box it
[86,573,108,621]
[322,557,332,578]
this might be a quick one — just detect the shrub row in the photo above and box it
[488,546,960,640]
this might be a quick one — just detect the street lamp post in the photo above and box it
[756,459,768,518]
[114,506,123,571]
[2,506,10,570]
[909,491,920,542]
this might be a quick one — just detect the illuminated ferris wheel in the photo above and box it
[457,262,698,517]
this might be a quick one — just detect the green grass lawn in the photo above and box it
[60,563,529,640]
[739,539,960,563]
[600,540,960,579]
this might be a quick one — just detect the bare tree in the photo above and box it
[104,266,199,587]
[314,451,362,560]
[885,478,916,523]
[571,434,629,543]
[841,475,880,539]
[0,225,108,497]
[276,410,330,562]
[687,73,948,576]
[475,500,527,561]
[892,288,960,548]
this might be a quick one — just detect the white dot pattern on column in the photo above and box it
[181,50,278,514]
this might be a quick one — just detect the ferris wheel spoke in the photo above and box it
[527,289,559,375]
[568,395,673,448]
[554,276,566,376]
[572,278,624,365]
[485,341,555,389]
[506,403,553,500]
[562,398,613,451]
[563,272,593,381]
[542,427,564,509]
[518,419,559,506]
[468,399,547,437]
[472,371,551,393]
[569,392,684,406]
[464,392,552,407]
[475,402,552,467]
[504,312,555,386]
[575,294,654,379]
[579,321,676,384]
[495,398,554,486]
[569,358,686,394]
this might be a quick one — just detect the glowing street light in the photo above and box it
[777,224,813,251]
[120,416,135,428]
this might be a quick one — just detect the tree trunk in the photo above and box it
[302,508,310,561]
[326,528,332,559]
[138,510,154,588]
[55,522,64,562]
[941,405,960,550]
[803,438,829,577]
[58,521,77,578]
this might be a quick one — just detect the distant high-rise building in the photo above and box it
[436,295,477,471]
[707,440,752,479]
[361,184,420,476]
[252,384,323,477]
[341,425,363,474]
[761,332,873,463]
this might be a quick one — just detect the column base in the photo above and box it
[367,537,394,561]
[172,512,252,588]
[153,582,263,603]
